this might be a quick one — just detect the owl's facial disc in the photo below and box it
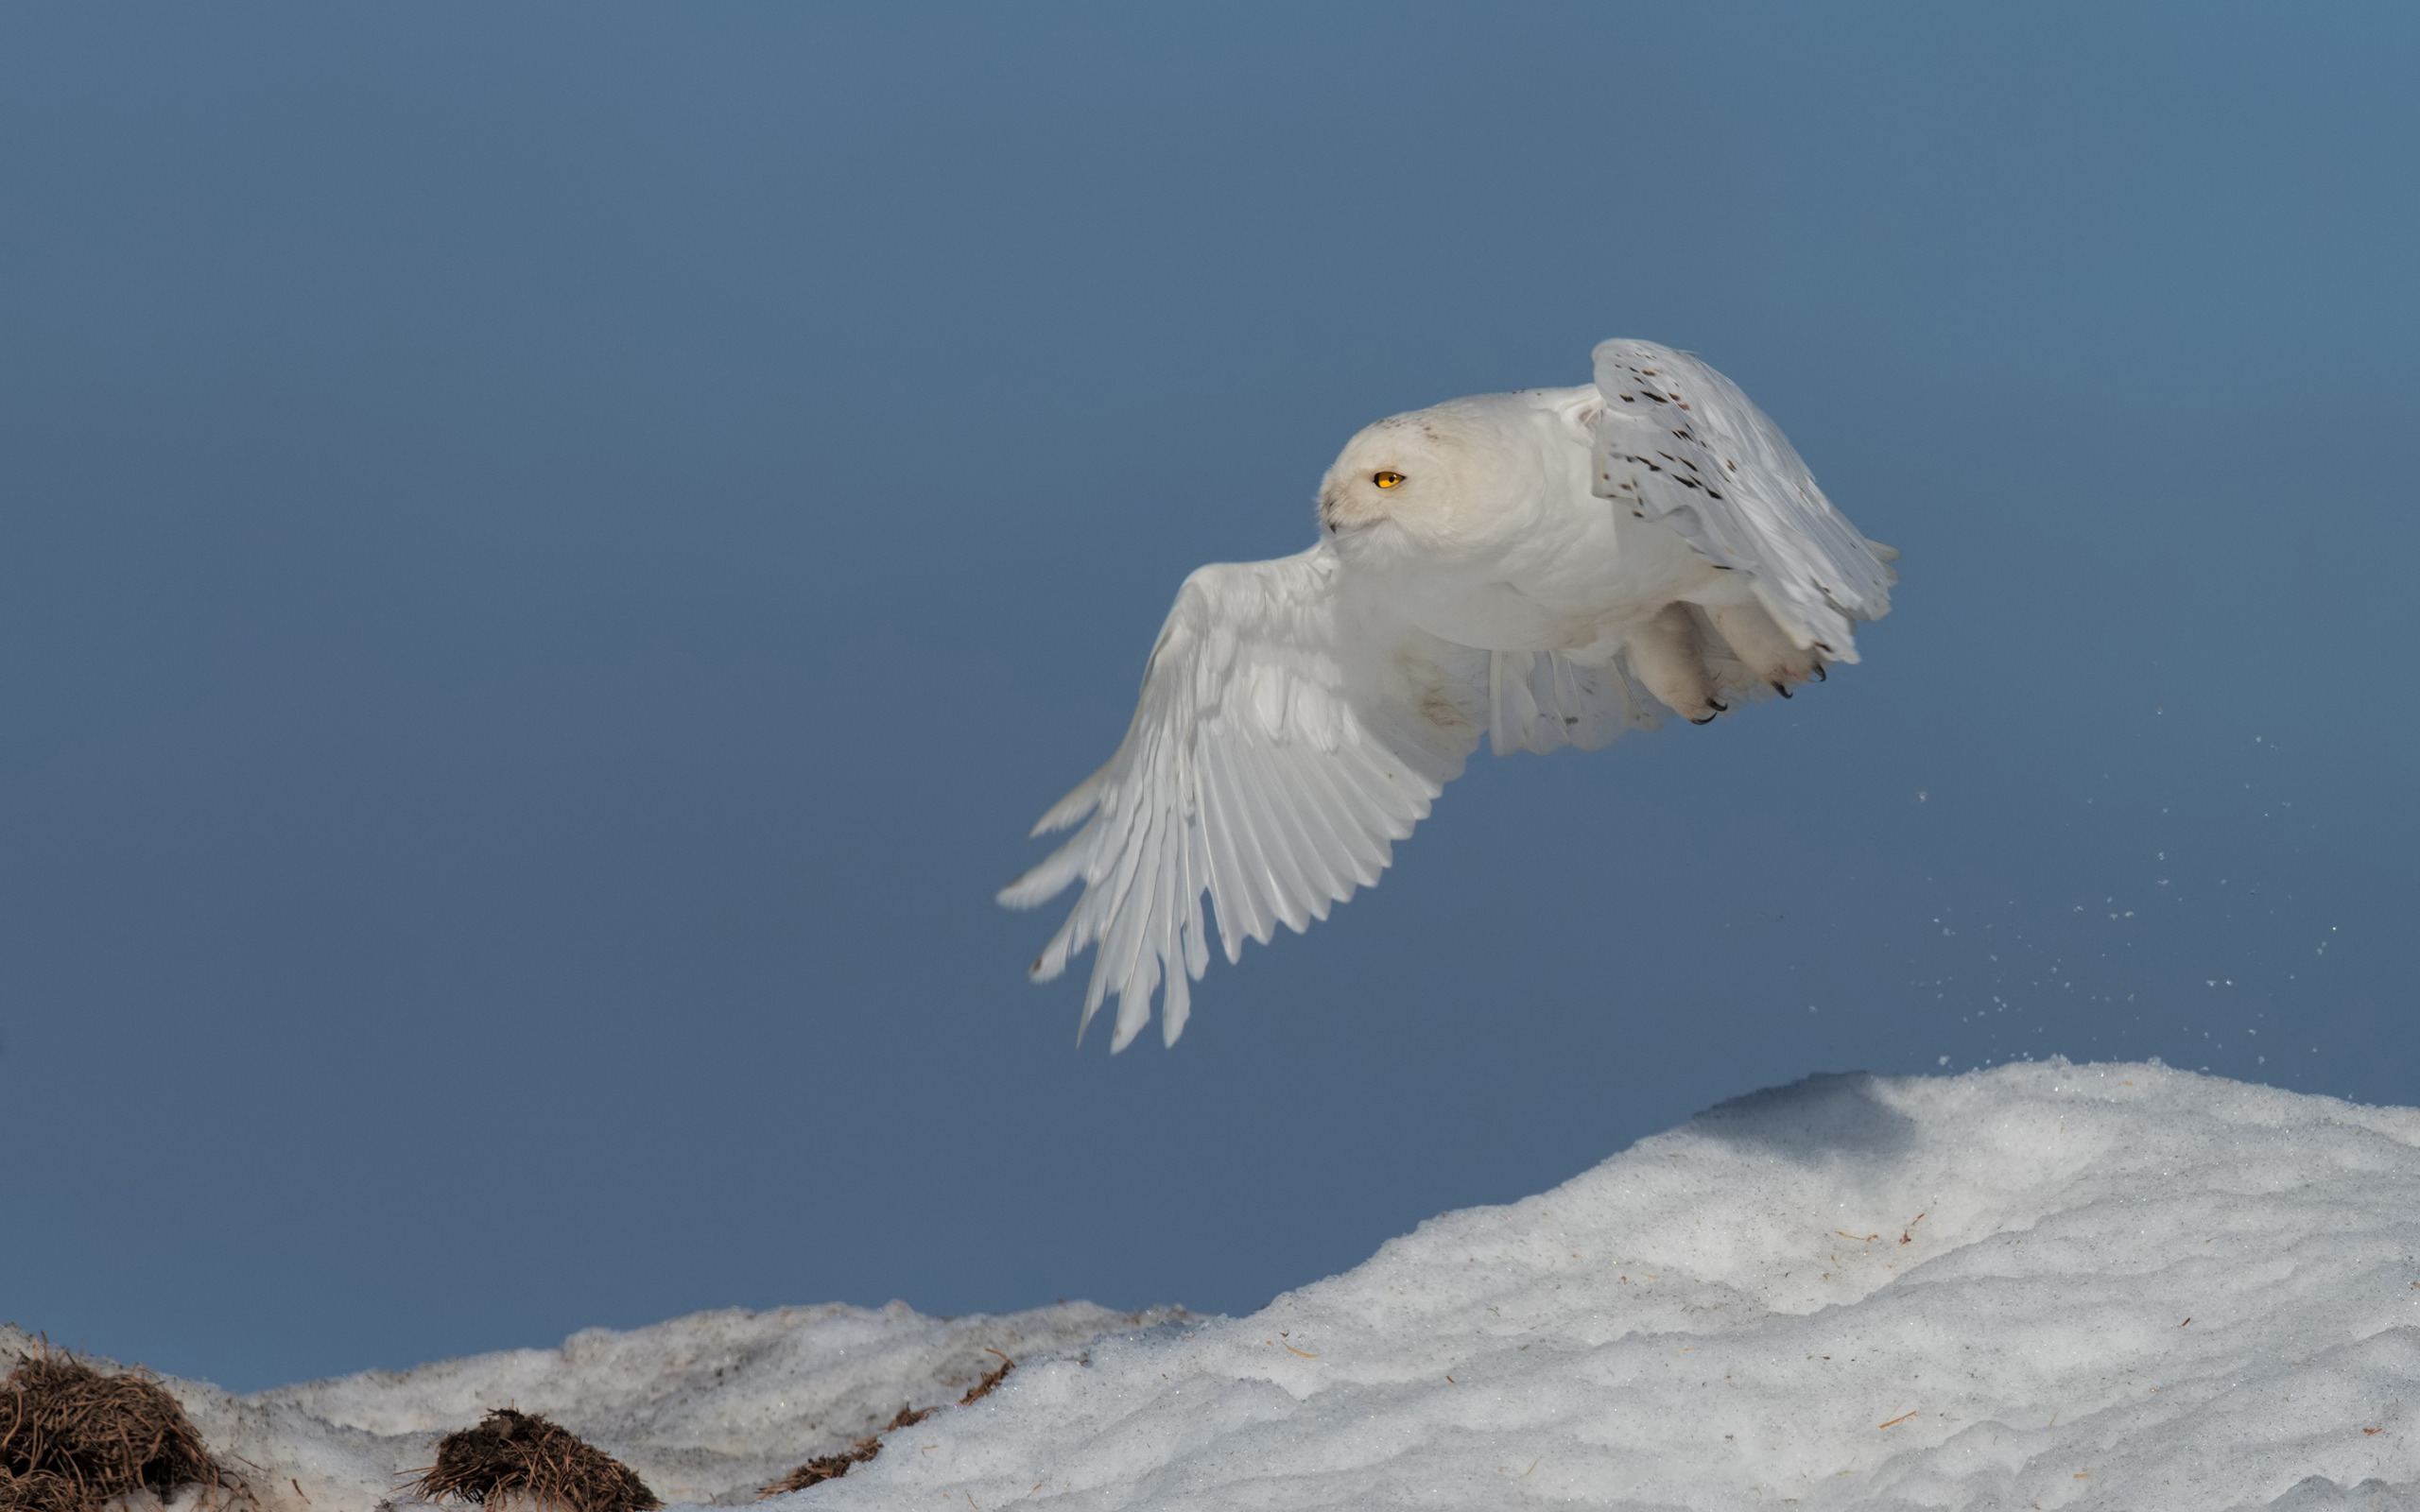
[1320,421,1443,534]
[1320,463,1407,533]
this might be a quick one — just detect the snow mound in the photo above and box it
[1,1301,1179,1509]
[16,1062,2418,1509]
[804,1062,2420,1510]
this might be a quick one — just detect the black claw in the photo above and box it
[1772,681,1792,698]
[1689,712,1719,725]
[1811,665,1827,682]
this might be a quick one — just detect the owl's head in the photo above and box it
[1316,410,1474,539]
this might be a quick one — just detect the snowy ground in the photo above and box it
[16,1061,2420,1509]
[0,1302,1178,1510]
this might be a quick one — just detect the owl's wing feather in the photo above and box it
[998,547,1482,1051]
[1590,338,1893,660]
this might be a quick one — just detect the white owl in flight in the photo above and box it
[1001,339,1898,1050]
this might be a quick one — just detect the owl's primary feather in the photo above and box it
[1001,339,1897,1050]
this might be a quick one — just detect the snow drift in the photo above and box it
[0,1302,1176,1509]
[18,1062,2420,1509]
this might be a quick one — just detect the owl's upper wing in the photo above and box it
[998,547,1483,1051]
[1590,338,1895,661]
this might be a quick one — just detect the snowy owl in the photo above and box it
[1001,339,1898,1051]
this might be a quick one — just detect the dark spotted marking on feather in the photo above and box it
[1418,687,1474,733]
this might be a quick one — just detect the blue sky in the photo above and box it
[4,3,2416,1392]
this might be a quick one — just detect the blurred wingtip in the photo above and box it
[1031,769,1110,837]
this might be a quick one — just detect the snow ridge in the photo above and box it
[16,1062,2417,1509]
[807,1062,2420,1510]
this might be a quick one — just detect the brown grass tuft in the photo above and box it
[0,1347,232,1512]
[955,1350,1014,1407]
[758,1350,1017,1498]
[406,1409,658,1512]
[756,1436,880,1497]
[754,1403,928,1496]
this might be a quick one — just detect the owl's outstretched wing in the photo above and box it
[999,547,1483,1051]
[1590,338,1895,661]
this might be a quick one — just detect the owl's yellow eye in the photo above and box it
[1373,471,1405,489]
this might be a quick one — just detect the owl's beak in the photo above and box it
[1319,485,1377,535]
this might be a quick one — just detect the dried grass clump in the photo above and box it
[756,1403,925,1497]
[406,1409,658,1512]
[756,1435,878,1497]
[0,1347,230,1512]
[759,1350,1016,1498]
[955,1350,1014,1406]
